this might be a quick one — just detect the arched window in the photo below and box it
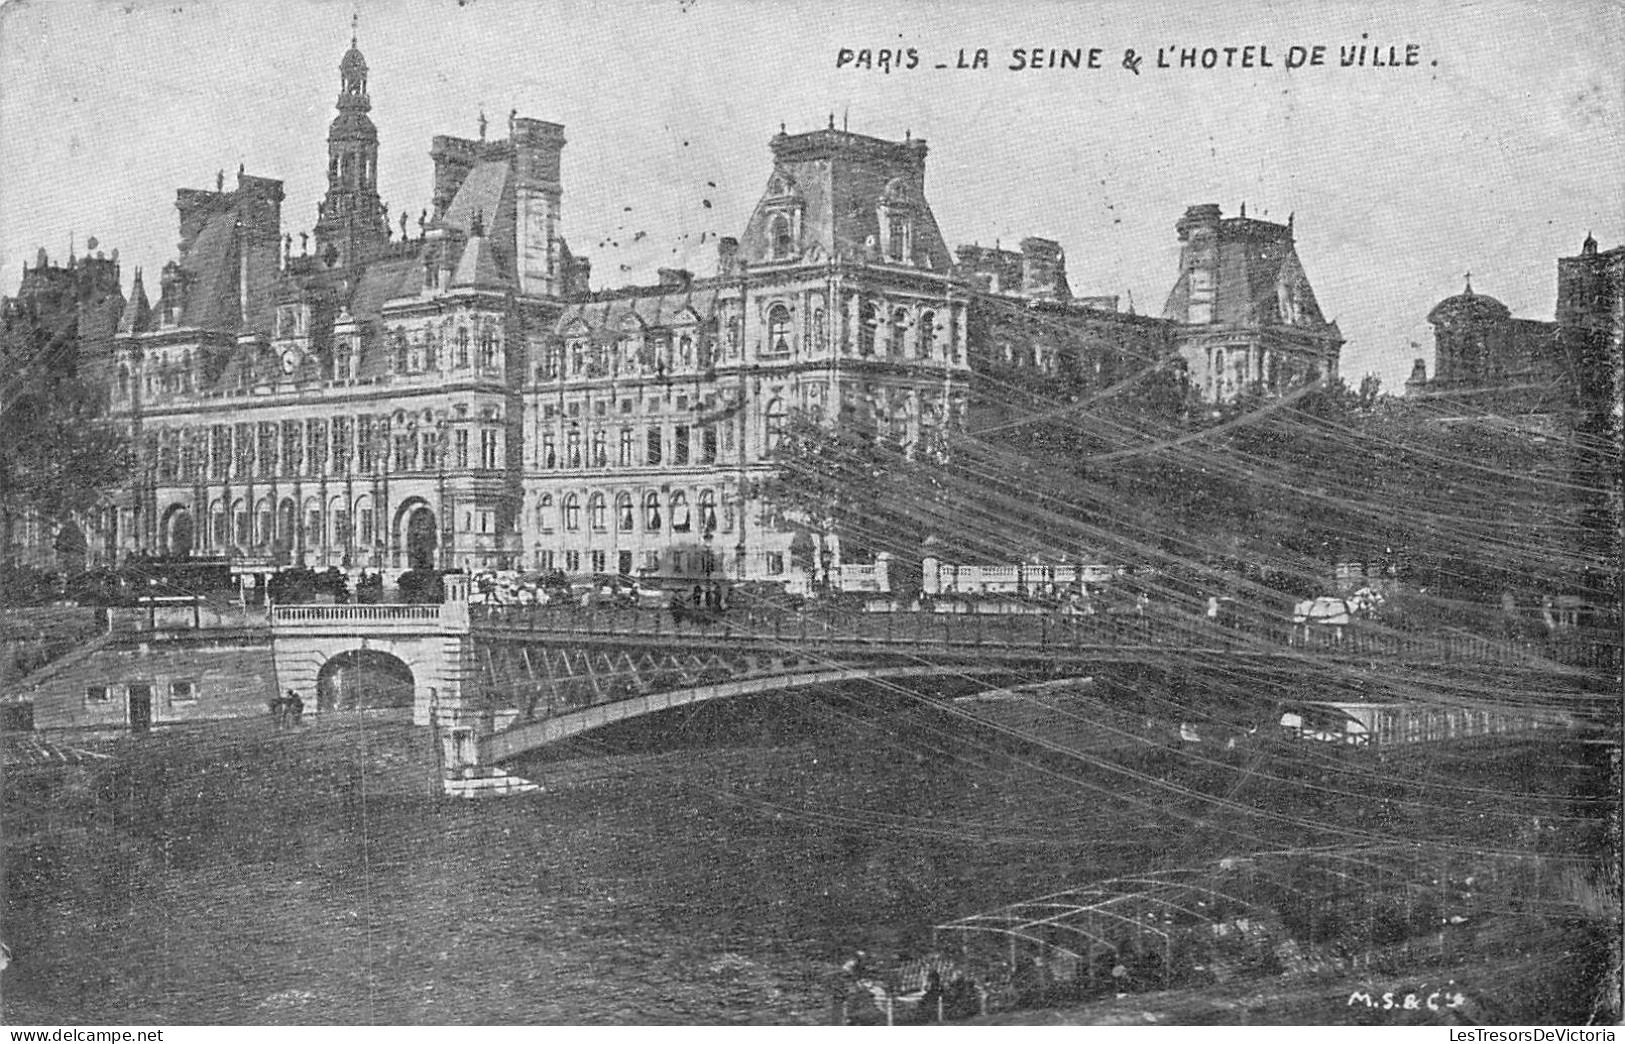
[616,493,634,532]
[588,492,607,531]
[643,491,662,531]
[770,214,793,260]
[591,429,607,468]
[117,365,129,396]
[698,489,717,534]
[569,340,585,375]
[536,494,554,533]
[671,491,691,532]
[764,397,787,455]
[768,305,791,355]
[890,308,908,357]
[859,301,877,356]
[812,308,826,353]
[394,330,409,373]
[424,332,439,371]
[562,493,581,531]
[480,328,496,369]
[456,328,470,368]
[918,311,935,358]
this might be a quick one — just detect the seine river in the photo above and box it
[2,682,1607,1024]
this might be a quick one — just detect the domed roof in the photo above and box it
[1426,276,1510,325]
[340,42,367,73]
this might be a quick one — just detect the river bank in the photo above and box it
[2,685,1613,1024]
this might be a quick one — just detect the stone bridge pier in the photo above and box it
[270,574,483,730]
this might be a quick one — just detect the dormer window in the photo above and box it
[878,177,915,265]
[771,214,794,260]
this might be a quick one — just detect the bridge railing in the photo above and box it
[467,604,1620,668]
[272,603,451,625]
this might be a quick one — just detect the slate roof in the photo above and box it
[1162,218,1332,329]
[448,233,511,291]
[553,283,723,338]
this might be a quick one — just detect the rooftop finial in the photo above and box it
[351,9,358,46]
[1464,271,1473,294]
[1240,201,1246,218]
[478,108,487,141]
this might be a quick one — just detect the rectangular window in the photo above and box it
[331,418,351,475]
[565,550,582,573]
[701,426,717,464]
[456,430,470,469]
[646,426,662,465]
[85,685,109,703]
[541,431,557,469]
[169,680,198,704]
[590,550,606,574]
[643,550,660,572]
[481,430,499,470]
[394,434,413,473]
[591,429,607,468]
[535,549,554,572]
[359,509,375,546]
[357,419,374,472]
[670,551,684,574]
[618,428,634,467]
[566,430,582,468]
[766,551,785,575]
[673,425,690,465]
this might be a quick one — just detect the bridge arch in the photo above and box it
[316,648,415,711]
[481,663,1007,763]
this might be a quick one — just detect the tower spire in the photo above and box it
[316,26,386,269]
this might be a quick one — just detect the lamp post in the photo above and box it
[820,542,834,597]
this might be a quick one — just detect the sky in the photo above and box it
[1,0,1621,393]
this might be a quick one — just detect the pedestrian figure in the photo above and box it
[267,694,285,728]
[287,689,305,727]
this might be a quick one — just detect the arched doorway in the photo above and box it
[316,649,415,712]
[405,506,438,572]
[54,522,87,574]
[161,505,194,557]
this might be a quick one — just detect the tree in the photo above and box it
[0,376,132,562]
[1,291,132,563]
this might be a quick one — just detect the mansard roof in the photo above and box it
[736,126,953,270]
[552,282,723,338]
[448,233,510,291]
[1161,212,1332,329]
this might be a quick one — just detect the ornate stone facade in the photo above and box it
[3,35,1348,584]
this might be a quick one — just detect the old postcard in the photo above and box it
[1,0,1620,1030]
